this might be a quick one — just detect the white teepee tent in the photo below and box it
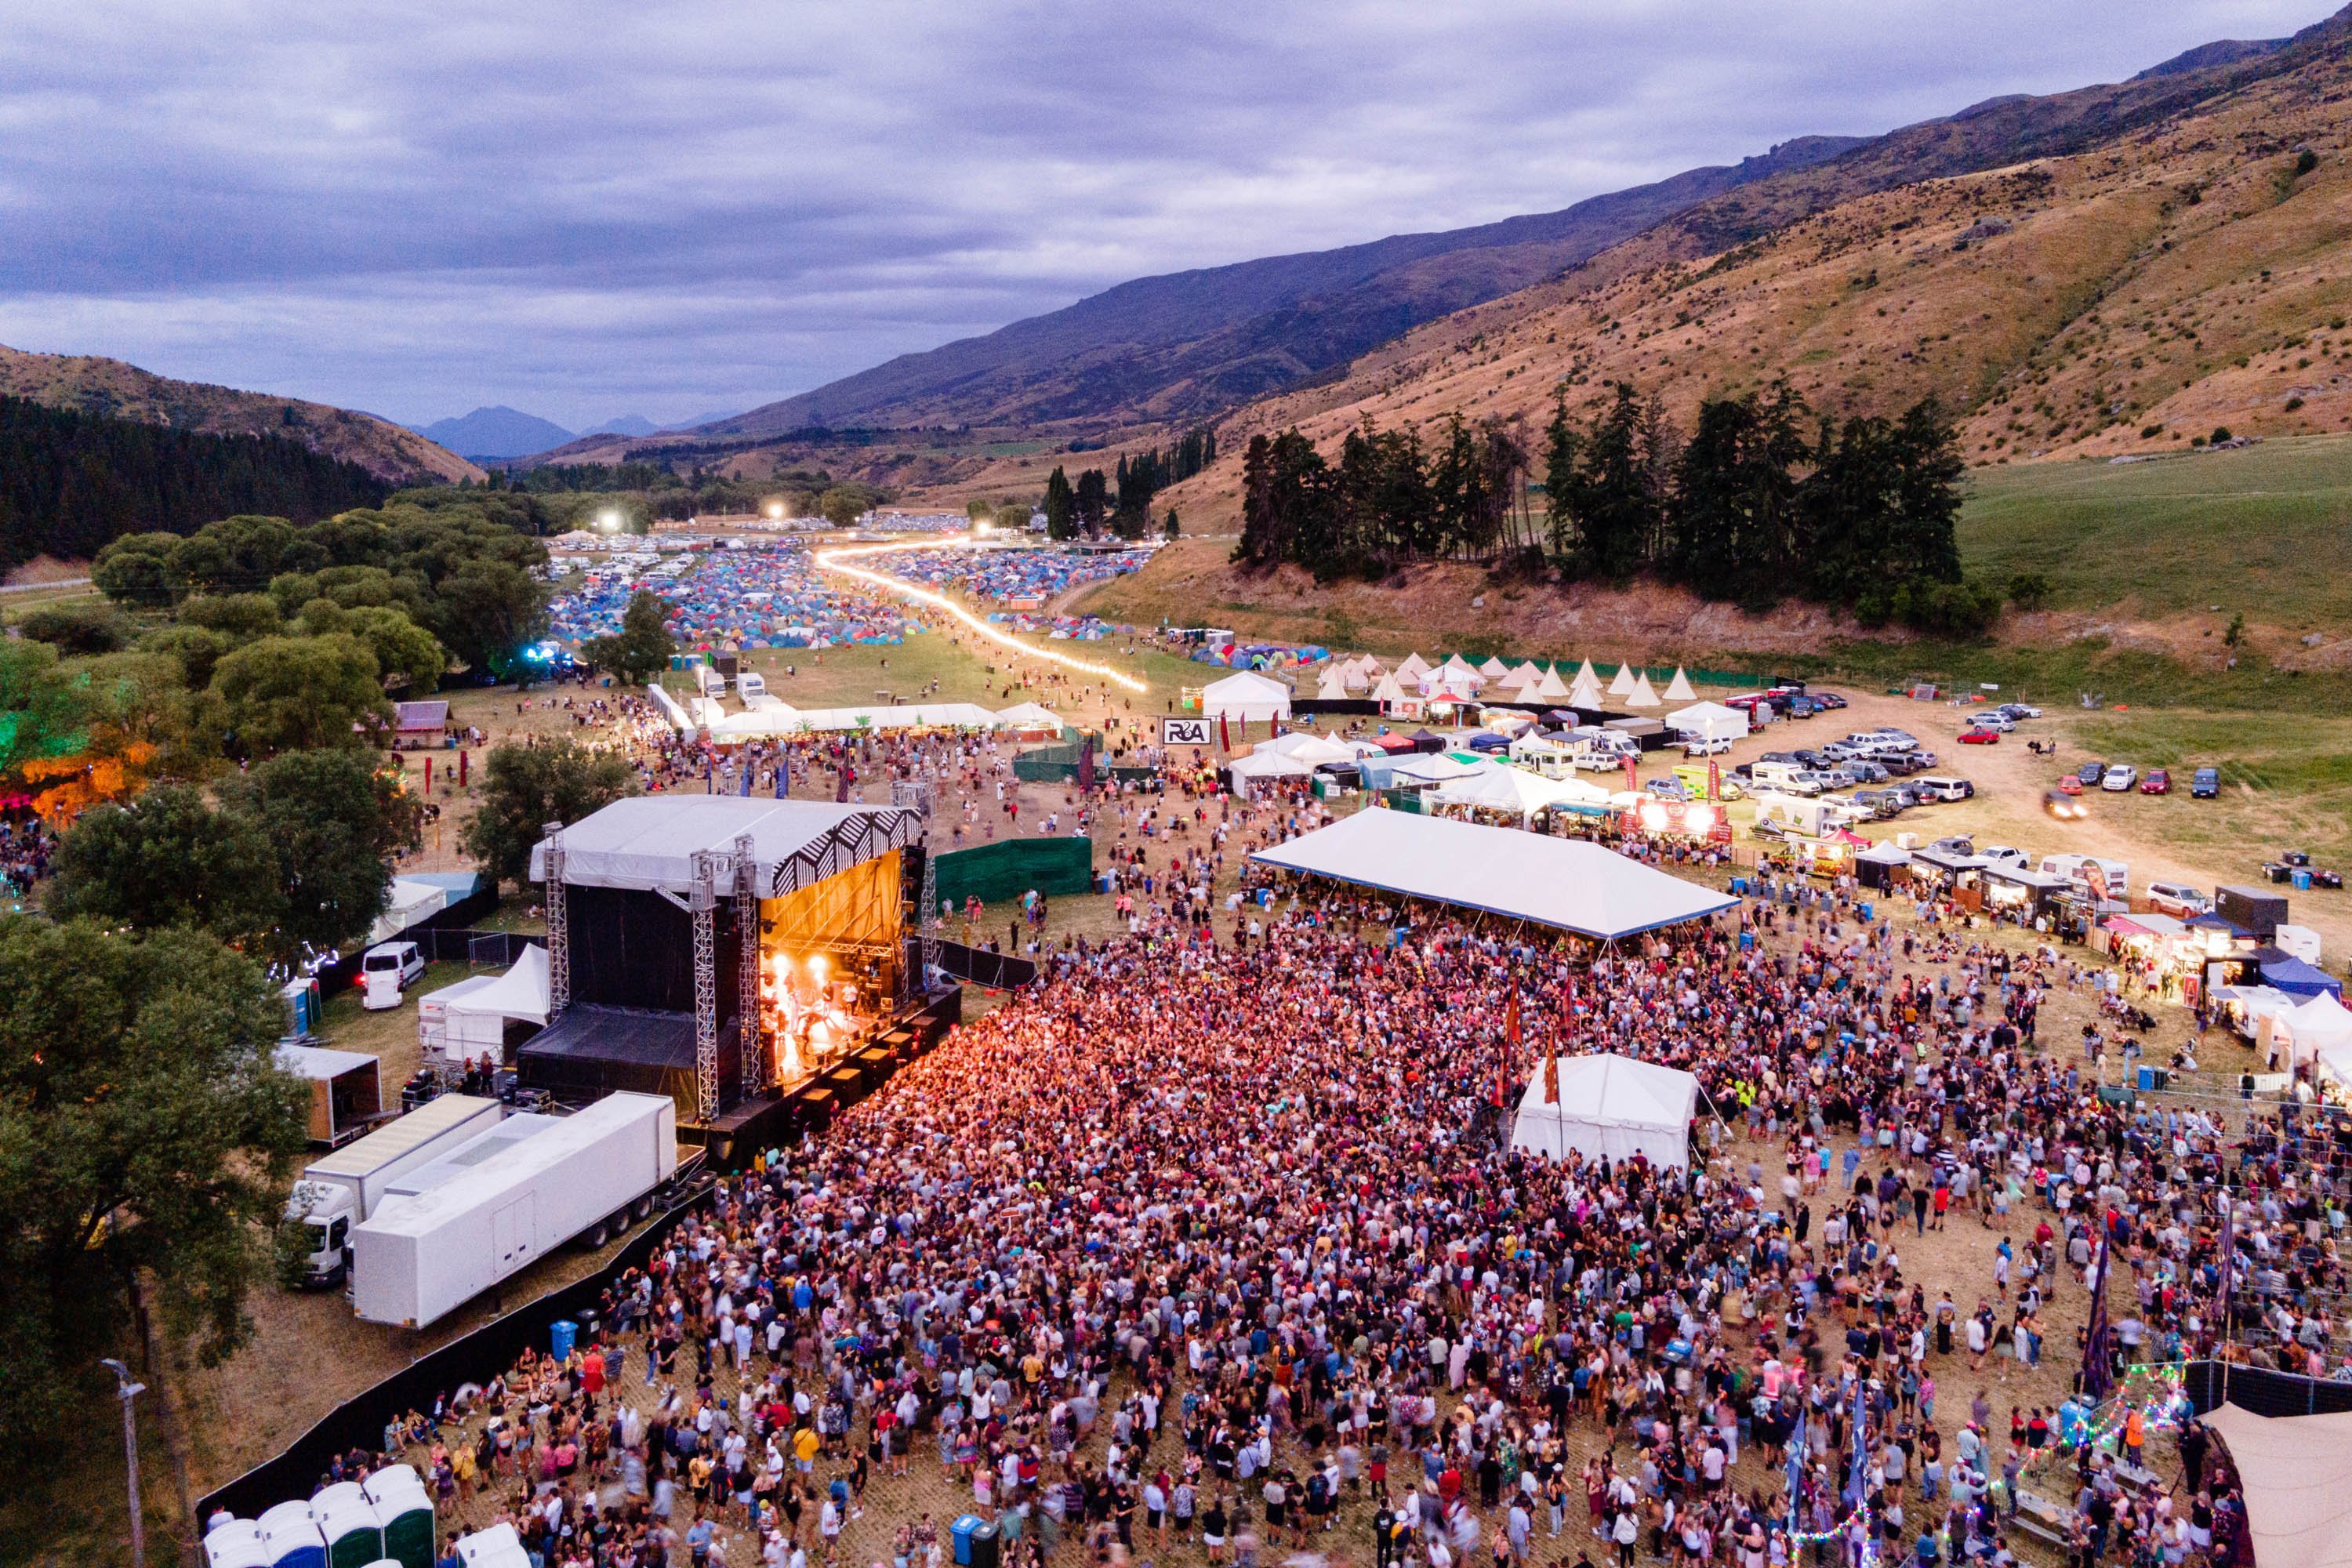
[1567,670,1605,709]
[1534,663,1573,702]
[1625,671,1661,708]
[1396,652,1432,682]
[1664,666,1697,701]
[1607,662,1638,698]
[1477,655,1510,681]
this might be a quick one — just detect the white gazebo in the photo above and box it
[1200,670,1293,722]
[1664,700,1751,742]
[1512,1053,1700,1170]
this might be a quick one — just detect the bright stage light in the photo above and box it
[1685,804,1715,833]
[1640,803,1669,832]
[808,953,829,978]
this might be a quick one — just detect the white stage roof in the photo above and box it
[1248,808,1735,938]
[530,796,924,898]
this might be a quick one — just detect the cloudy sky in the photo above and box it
[0,1,2331,429]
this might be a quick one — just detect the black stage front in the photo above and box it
[517,1005,745,1115]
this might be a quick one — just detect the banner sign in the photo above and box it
[1161,717,1214,746]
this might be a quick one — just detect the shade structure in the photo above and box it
[1606,662,1637,697]
[1512,1053,1698,1169]
[1249,808,1736,938]
[2274,990,2352,1069]
[1494,664,1543,698]
[2198,1405,2352,1568]
[706,700,1000,739]
[1395,652,1432,681]
[529,796,924,898]
[1200,670,1293,722]
[1434,655,1485,688]
[1426,764,1610,822]
[1664,667,1697,700]
[1225,747,1314,797]
[993,701,1065,730]
[1664,700,1751,741]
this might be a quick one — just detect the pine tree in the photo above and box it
[1043,466,1076,541]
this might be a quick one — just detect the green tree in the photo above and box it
[91,532,188,607]
[1073,470,1109,537]
[1043,467,1076,541]
[427,558,548,681]
[993,502,1030,534]
[0,917,304,1439]
[462,739,637,891]
[223,749,422,964]
[583,590,677,686]
[818,486,870,528]
[294,600,447,695]
[16,601,132,656]
[138,624,234,690]
[212,633,390,754]
[179,592,285,641]
[47,783,285,943]
[1163,508,1181,541]
[0,639,88,779]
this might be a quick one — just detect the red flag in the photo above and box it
[423,756,432,794]
[1219,712,1230,753]
[1707,758,1720,802]
[1623,752,1639,793]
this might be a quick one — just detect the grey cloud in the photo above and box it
[0,0,2329,426]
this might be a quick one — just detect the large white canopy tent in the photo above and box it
[2278,991,2352,1071]
[1425,764,1610,823]
[1249,808,1737,938]
[2197,1405,2352,1568]
[994,701,1065,730]
[704,701,1000,741]
[1511,1053,1700,1169]
[1664,701,1751,742]
[1225,747,1315,797]
[1254,731,1356,766]
[1200,670,1293,722]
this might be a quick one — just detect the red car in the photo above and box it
[2057,775,2085,795]
[1958,726,2000,745]
[2141,768,2172,795]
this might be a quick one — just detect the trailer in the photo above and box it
[285,1094,505,1288]
[350,1092,678,1327]
[274,1044,388,1149]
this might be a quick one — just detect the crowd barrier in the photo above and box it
[2183,1358,2352,1418]
[930,938,1039,991]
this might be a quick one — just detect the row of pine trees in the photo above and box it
[1040,426,1216,540]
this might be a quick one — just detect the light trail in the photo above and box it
[814,534,1149,693]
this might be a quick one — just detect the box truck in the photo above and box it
[350,1091,678,1327]
[285,1094,504,1288]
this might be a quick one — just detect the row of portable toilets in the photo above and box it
[202,1465,437,1568]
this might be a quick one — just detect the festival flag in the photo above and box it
[1623,753,1639,793]
[423,756,433,794]
[459,749,469,787]
[1546,979,1571,1104]
[1219,712,1231,753]
[1707,759,1720,802]
[1078,732,1096,790]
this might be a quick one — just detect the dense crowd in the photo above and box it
[292,817,2352,1568]
[0,815,56,902]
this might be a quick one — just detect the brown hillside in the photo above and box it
[0,345,484,486]
[1106,23,2352,534]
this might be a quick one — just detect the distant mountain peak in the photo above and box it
[2132,38,2287,82]
[417,405,575,460]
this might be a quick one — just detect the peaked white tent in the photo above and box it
[370,877,452,945]
[1606,662,1638,697]
[1314,666,1353,700]
[1225,747,1313,797]
[995,701,1065,730]
[1477,655,1511,680]
[1254,731,1354,766]
[1200,670,1292,722]
[1566,671,1606,709]
[1434,655,1485,688]
[1512,1053,1700,1169]
[1664,700,1750,742]
[1664,667,1697,701]
[1370,673,1418,714]
[1396,652,1433,682]
[1573,658,1599,688]
[1533,664,1572,702]
[2196,1405,2352,1568]
[2278,991,2352,1069]
[1494,663,1544,697]
[1625,671,1661,708]
[1428,766,1608,822]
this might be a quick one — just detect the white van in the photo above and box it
[736,670,768,703]
[361,942,423,1011]
[1750,760,1821,796]
[1570,731,1640,771]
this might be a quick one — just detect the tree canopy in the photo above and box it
[461,739,637,891]
[212,633,390,754]
[223,749,423,964]
[583,590,677,686]
[0,917,305,1438]
[46,782,285,948]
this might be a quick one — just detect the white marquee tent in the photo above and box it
[1512,1053,1700,1169]
[1254,731,1356,766]
[1249,808,1736,938]
[995,701,1065,730]
[1664,700,1751,742]
[1425,764,1609,822]
[2278,991,2352,1071]
[1225,747,1314,797]
[1200,670,1293,722]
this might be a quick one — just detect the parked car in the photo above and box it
[1646,778,1693,802]
[1914,776,1976,802]
[1682,734,1733,757]
[1927,835,1976,856]
[1969,712,2016,732]
[2057,774,2085,796]
[361,941,425,1011]
[1847,760,1890,784]
[2191,766,2221,799]
[2077,761,2107,786]
[1811,691,1849,710]
[1980,845,2028,868]
[2140,768,2171,796]
[1852,789,1907,818]
[1995,702,2044,720]
[1958,726,2000,745]
[2147,881,2213,917]
[2101,764,2137,792]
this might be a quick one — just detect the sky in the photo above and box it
[0,1,2332,430]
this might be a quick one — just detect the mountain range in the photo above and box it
[416,405,746,460]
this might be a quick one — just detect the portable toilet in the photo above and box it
[453,1523,533,1568]
[310,1483,384,1568]
[205,1521,270,1568]
[257,1500,329,1568]
[361,1467,434,1568]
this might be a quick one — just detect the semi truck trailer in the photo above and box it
[350,1091,679,1327]
[285,1094,505,1287]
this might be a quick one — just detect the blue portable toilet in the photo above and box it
[550,1319,578,1362]
[953,1516,983,1566]
[258,1500,328,1568]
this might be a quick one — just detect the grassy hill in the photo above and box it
[0,345,481,486]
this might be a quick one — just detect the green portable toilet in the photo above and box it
[360,1467,434,1568]
[310,1483,383,1568]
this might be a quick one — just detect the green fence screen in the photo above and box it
[931,837,1097,910]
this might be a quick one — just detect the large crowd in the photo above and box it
[0,815,56,903]
[274,793,2352,1568]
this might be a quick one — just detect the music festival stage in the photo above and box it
[524,796,959,1164]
